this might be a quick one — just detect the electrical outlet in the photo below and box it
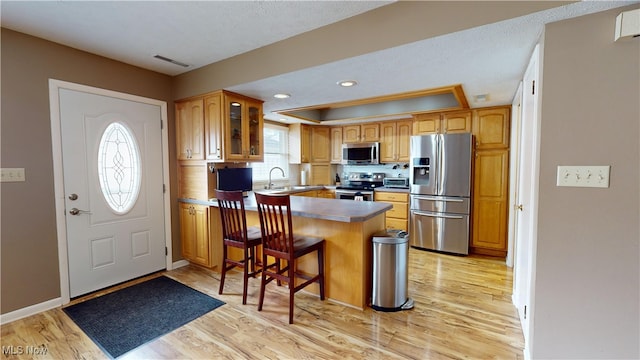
[0,168,26,182]
[556,166,610,188]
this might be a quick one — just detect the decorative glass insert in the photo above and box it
[97,122,141,214]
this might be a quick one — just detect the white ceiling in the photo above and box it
[2,1,636,123]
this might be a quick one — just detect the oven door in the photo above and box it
[335,190,374,201]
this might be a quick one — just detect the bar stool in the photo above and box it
[254,192,325,324]
[216,189,262,305]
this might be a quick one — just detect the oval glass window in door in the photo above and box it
[97,122,141,214]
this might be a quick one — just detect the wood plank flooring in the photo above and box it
[1,249,524,359]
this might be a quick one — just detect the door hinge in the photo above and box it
[524,305,528,319]
[532,80,536,95]
[165,247,168,256]
[160,120,163,129]
[163,184,166,193]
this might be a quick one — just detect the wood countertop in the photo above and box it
[179,192,391,223]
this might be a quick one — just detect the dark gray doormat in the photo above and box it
[63,276,225,358]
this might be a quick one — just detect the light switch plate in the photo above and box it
[556,165,610,188]
[0,168,26,182]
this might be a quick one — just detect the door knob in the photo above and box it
[68,193,78,200]
[69,208,91,215]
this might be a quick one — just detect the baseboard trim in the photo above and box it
[172,259,190,269]
[2,261,191,325]
[0,297,62,325]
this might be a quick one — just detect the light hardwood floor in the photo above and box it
[1,249,524,359]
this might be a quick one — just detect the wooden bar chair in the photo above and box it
[216,189,263,305]
[254,192,325,324]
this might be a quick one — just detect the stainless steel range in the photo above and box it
[335,172,385,201]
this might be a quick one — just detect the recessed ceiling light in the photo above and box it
[338,80,358,87]
[274,93,290,99]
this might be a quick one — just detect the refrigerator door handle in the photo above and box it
[435,134,441,193]
[413,211,464,220]
[412,196,464,202]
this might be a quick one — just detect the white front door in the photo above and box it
[58,88,167,297]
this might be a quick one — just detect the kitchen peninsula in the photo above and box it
[180,193,392,309]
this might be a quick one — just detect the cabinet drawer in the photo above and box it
[386,202,408,219]
[375,192,409,202]
[386,218,408,231]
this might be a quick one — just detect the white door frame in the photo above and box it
[507,81,523,268]
[510,44,542,358]
[49,79,173,304]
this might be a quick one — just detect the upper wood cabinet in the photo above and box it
[380,120,412,163]
[473,107,510,149]
[176,99,205,160]
[310,126,331,163]
[289,125,330,164]
[413,111,471,135]
[443,111,472,133]
[289,123,310,164]
[343,123,379,143]
[330,127,343,164]
[223,93,264,162]
[204,93,223,160]
[175,90,264,163]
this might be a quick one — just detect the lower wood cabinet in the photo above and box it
[317,189,336,199]
[180,203,211,267]
[292,190,317,197]
[471,149,509,257]
[374,191,409,231]
[291,188,336,199]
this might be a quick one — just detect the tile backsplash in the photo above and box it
[340,164,409,181]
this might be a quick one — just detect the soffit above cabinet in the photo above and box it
[276,84,468,125]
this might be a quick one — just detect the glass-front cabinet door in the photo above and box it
[247,102,262,160]
[224,93,263,162]
[227,97,243,158]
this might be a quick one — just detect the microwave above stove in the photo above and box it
[383,177,409,188]
[342,142,379,165]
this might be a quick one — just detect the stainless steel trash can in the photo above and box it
[371,229,414,311]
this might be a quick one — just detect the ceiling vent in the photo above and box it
[153,55,190,68]
[615,8,640,41]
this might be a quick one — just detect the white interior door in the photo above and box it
[59,88,166,297]
[513,45,540,348]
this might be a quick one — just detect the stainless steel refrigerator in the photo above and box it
[409,133,472,255]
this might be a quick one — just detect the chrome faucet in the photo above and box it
[268,166,285,189]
